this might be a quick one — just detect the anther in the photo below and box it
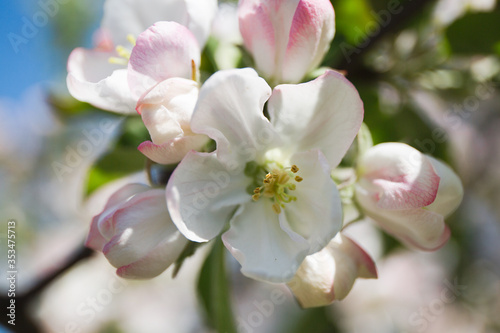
[252,194,260,201]
[272,203,282,214]
[291,165,299,173]
[295,176,303,182]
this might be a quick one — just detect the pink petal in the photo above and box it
[282,0,335,83]
[127,22,201,99]
[138,135,208,165]
[359,143,440,210]
[356,185,450,251]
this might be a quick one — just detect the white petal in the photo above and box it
[102,0,189,47]
[184,0,218,47]
[425,156,463,217]
[287,234,377,308]
[103,0,215,48]
[222,200,310,282]
[116,231,188,279]
[66,48,136,113]
[191,68,279,166]
[166,151,250,242]
[357,143,440,210]
[137,78,199,145]
[128,22,201,99]
[280,150,342,254]
[268,70,364,168]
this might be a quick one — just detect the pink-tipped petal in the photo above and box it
[358,143,441,210]
[128,22,201,99]
[239,0,334,84]
[138,135,208,165]
[282,0,335,83]
[356,185,449,251]
[100,189,177,268]
[85,217,108,251]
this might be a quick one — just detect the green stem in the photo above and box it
[197,238,238,333]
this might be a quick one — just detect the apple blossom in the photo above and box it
[287,233,377,308]
[67,0,216,113]
[238,0,335,85]
[355,143,464,251]
[86,183,188,279]
[167,68,363,282]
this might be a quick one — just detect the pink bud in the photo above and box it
[86,184,188,279]
[239,0,335,85]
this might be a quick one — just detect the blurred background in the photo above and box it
[0,0,499,332]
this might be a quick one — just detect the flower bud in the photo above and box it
[287,234,377,308]
[86,184,188,279]
[238,0,335,85]
[355,143,464,251]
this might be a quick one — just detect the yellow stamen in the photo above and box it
[251,165,304,214]
[108,57,128,65]
[126,34,136,46]
[191,59,197,81]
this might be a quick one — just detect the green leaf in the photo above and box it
[357,122,374,157]
[446,12,500,55]
[334,0,375,46]
[86,147,146,195]
[197,238,237,333]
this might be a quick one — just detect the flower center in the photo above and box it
[251,164,303,214]
[108,34,136,66]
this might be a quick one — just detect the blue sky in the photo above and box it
[0,0,101,101]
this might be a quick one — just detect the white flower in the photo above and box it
[167,68,364,282]
[67,0,217,113]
